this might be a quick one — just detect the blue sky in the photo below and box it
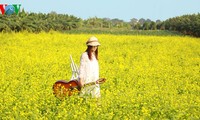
[1,0,200,22]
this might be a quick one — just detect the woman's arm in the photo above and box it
[78,53,86,87]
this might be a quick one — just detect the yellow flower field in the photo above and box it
[0,31,200,119]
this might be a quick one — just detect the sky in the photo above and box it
[1,0,200,22]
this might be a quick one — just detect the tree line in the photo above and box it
[164,13,200,37]
[0,9,199,37]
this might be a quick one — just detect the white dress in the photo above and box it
[78,52,100,98]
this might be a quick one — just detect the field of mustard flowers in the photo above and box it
[0,31,200,119]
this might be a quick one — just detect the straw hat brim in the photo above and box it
[87,41,100,46]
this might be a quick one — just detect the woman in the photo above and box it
[78,36,101,98]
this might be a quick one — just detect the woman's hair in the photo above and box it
[86,46,98,60]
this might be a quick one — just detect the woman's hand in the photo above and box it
[78,78,84,88]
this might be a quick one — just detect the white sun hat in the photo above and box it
[86,36,101,46]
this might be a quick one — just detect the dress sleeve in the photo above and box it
[78,53,86,79]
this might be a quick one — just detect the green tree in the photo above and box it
[150,21,157,30]
[143,22,150,30]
